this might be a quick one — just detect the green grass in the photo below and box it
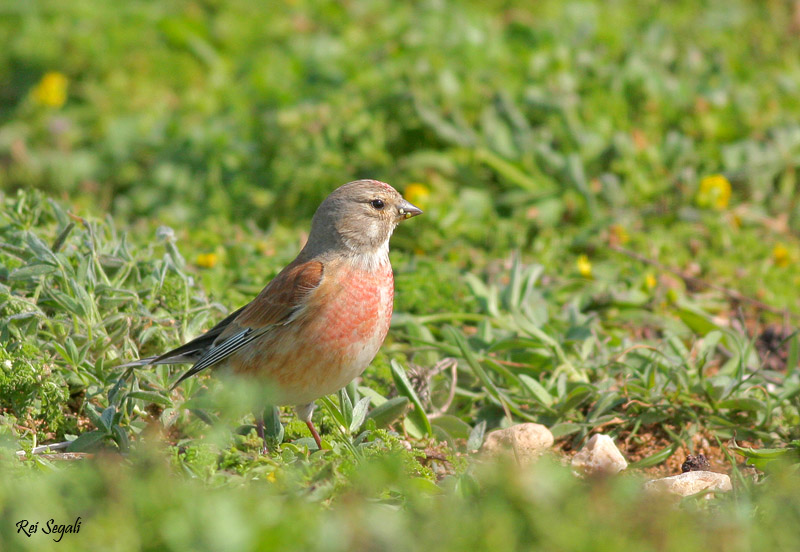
[2,0,800,550]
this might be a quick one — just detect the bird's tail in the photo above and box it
[115,356,159,369]
[115,354,197,369]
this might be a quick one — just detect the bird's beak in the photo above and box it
[397,199,423,220]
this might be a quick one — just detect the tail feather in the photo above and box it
[116,354,197,369]
[116,305,245,371]
[115,356,159,369]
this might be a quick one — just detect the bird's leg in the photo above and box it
[306,421,323,450]
[254,413,268,454]
[295,403,322,450]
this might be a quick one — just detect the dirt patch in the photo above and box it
[557,425,751,479]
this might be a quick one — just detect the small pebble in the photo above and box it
[571,434,628,477]
[645,471,732,498]
[481,423,554,465]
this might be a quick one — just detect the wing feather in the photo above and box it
[228,259,324,331]
[170,260,325,387]
[170,328,260,388]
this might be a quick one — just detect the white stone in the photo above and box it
[571,434,628,476]
[481,423,554,464]
[645,471,732,497]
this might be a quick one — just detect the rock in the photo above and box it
[571,434,628,476]
[481,423,553,464]
[645,471,732,498]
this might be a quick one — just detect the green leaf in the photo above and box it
[358,386,388,407]
[432,425,454,445]
[100,406,116,432]
[25,232,60,265]
[66,431,108,452]
[320,396,347,428]
[404,320,440,368]
[475,148,538,192]
[587,392,622,421]
[112,425,130,452]
[519,374,554,407]
[403,417,424,439]
[51,222,75,253]
[8,264,58,280]
[364,396,409,428]
[677,306,719,336]
[49,290,87,317]
[467,420,487,451]
[349,397,371,433]
[409,477,445,496]
[558,384,595,413]
[391,359,432,437]
[549,422,582,439]
[85,405,103,431]
[628,443,678,468]
[413,98,476,147]
[189,408,218,426]
[787,332,799,377]
[734,444,800,471]
[448,327,503,404]
[126,391,172,407]
[430,415,472,440]
[697,330,723,366]
[338,388,354,428]
[717,398,765,413]
[734,446,798,459]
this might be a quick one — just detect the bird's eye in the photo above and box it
[370,199,385,210]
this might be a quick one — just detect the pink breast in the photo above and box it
[315,264,393,350]
[231,261,394,405]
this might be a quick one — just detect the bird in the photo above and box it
[122,179,422,451]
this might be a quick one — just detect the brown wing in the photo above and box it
[224,259,324,333]
[170,260,324,388]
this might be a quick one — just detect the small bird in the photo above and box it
[124,180,422,450]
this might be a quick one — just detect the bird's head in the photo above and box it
[305,180,422,257]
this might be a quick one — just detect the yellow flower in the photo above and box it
[576,255,592,278]
[773,243,790,267]
[645,273,657,289]
[404,183,430,209]
[195,253,218,269]
[696,174,731,210]
[33,72,68,108]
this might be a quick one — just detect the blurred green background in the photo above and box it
[2,0,800,550]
